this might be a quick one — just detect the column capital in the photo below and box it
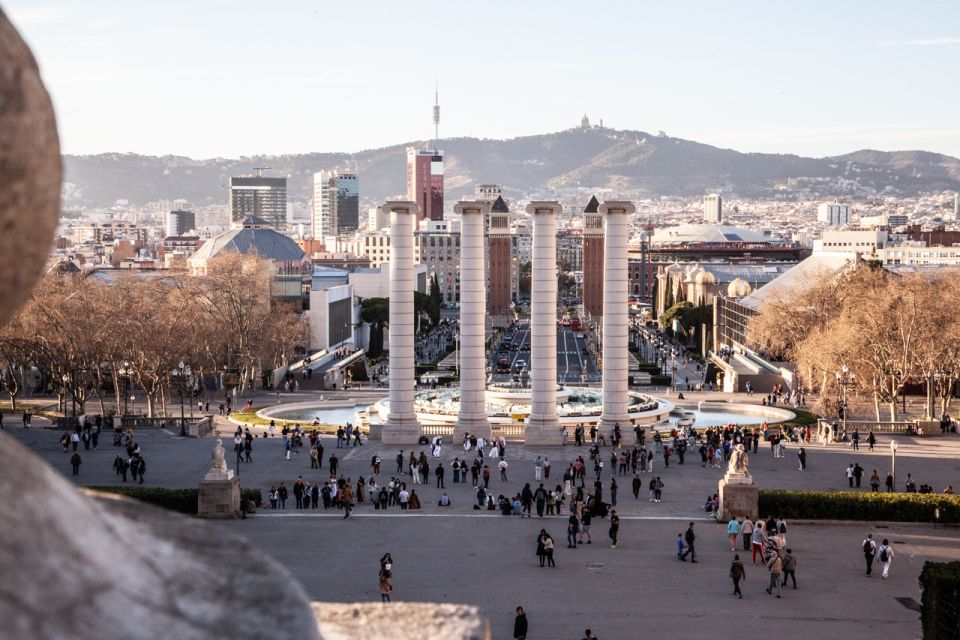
[525,201,562,216]
[453,200,491,216]
[382,200,419,217]
[598,200,636,216]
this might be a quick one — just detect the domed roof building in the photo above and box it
[189,216,306,275]
[727,278,753,298]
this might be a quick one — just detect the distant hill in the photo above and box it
[61,128,960,208]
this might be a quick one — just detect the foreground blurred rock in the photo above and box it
[313,603,488,640]
[0,9,62,325]
[0,433,321,640]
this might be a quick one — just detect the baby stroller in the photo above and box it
[763,535,781,562]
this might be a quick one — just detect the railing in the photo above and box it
[120,415,214,436]
[491,424,526,441]
[818,418,915,436]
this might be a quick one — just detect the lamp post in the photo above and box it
[835,364,855,437]
[172,360,186,436]
[61,373,70,426]
[890,439,898,491]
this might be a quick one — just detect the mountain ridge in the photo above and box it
[61,128,960,208]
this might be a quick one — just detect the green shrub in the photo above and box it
[90,486,263,514]
[919,561,960,639]
[759,490,960,524]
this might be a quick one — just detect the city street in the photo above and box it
[490,324,600,385]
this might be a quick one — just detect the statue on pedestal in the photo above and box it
[724,444,751,484]
[204,438,233,480]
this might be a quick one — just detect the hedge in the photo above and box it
[90,486,263,515]
[759,490,960,524]
[919,561,960,639]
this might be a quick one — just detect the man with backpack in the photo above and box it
[878,539,895,580]
[862,533,877,576]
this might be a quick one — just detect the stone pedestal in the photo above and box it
[198,474,241,519]
[718,477,758,521]
[915,420,942,437]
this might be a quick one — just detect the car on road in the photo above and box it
[497,357,511,373]
[514,359,527,372]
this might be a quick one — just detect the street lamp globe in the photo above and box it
[890,439,897,453]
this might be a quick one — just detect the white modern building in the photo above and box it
[817,202,850,227]
[703,194,722,224]
[813,229,888,254]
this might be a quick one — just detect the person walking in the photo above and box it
[435,464,445,489]
[378,554,393,603]
[70,452,82,476]
[878,539,895,580]
[797,447,806,471]
[741,517,754,551]
[869,469,881,492]
[513,606,528,640]
[863,533,877,576]
[499,459,509,482]
[534,484,548,518]
[782,548,798,588]
[730,554,746,598]
[534,456,543,482]
[609,510,620,548]
[567,512,579,549]
[543,533,555,567]
[727,517,741,551]
[867,431,876,451]
[885,472,894,492]
[681,522,697,562]
[751,522,766,565]
[536,530,548,567]
[766,551,783,597]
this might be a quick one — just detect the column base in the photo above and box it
[453,416,491,443]
[381,417,422,445]
[718,478,759,521]
[524,417,563,445]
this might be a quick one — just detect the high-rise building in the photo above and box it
[230,171,287,232]
[817,202,850,227]
[703,194,722,224]
[313,171,359,237]
[582,195,604,319]
[954,192,959,221]
[407,149,444,221]
[166,209,196,237]
[487,196,512,316]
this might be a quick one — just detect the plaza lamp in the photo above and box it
[890,439,898,491]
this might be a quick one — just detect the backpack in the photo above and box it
[879,547,889,562]
[863,539,872,553]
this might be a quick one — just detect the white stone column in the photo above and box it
[453,201,492,441]
[382,201,421,444]
[599,200,636,438]
[525,201,562,445]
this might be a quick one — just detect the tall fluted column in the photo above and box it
[382,201,421,444]
[524,201,562,445]
[453,201,492,441]
[599,200,635,438]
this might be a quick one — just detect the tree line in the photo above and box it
[0,254,307,417]
[749,264,960,421]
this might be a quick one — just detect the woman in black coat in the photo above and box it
[513,606,528,639]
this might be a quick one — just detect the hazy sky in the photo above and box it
[7,0,960,159]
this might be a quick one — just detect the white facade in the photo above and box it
[368,206,390,232]
[880,244,960,266]
[312,171,331,239]
[814,229,888,254]
[817,203,850,227]
[307,284,356,352]
[703,194,722,224]
[348,264,428,299]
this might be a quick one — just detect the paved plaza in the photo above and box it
[8,418,960,638]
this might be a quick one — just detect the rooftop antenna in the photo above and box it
[432,80,440,149]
